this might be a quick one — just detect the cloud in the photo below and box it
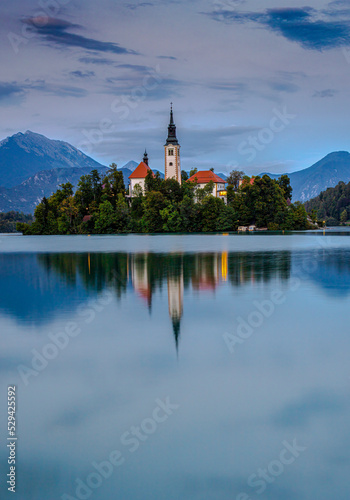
[0,82,25,102]
[22,17,138,55]
[125,2,154,9]
[268,81,300,93]
[313,89,337,98]
[69,70,95,79]
[157,55,178,60]
[25,79,88,97]
[78,56,116,65]
[205,6,350,50]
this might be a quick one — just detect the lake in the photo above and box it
[1,231,350,500]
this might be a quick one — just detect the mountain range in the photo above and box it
[0,131,350,213]
[262,151,350,202]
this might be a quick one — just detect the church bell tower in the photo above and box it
[164,104,181,184]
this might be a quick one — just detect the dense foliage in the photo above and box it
[17,167,311,235]
[304,181,350,226]
[0,211,33,233]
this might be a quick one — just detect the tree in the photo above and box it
[94,201,118,234]
[292,202,308,230]
[196,181,215,203]
[103,163,125,204]
[200,196,225,232]
[189,168,198,177]
[278,175,293,201]
[181,170,189,182]
[58,196,79,234]
[142,191,167,232]
[340,208,348,224]
[160,178,182,204]
[145,170,163,193]
[160,202,182,232]
[179,195,198,232]
[226,170,245,190]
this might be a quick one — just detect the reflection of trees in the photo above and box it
[227,251,291,286]
[38,253,128,298]
[38,251,291,299]
[36,251,292,354]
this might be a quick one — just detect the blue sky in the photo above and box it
[1,0,350,175]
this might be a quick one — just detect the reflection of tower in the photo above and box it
[167,270,184,354]
[221,251,228,282]
[131,254,152,310]
[164,104,181,184]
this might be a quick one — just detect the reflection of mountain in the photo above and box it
[0,254,91,325]
[0,251,292,342]
[293,250,350,296]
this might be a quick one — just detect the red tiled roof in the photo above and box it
[129,162,154,179]
[187,170,226,184]
[83,215,92,222]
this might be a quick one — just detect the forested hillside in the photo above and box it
[304,181,350,226]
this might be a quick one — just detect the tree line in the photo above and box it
[0,212,33,233]
[17,165,312,235]
[304,181,350,226]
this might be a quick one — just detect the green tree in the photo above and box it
[181,170,189,182]
[160,203,182,232]
[142,191,167,232]
[145,171,163,193]
[200,196,225,232]
[196,181,215,203]
[278,175,293,200]
[103,163,125,204]
[340,208,348,224]
[226,170,245,190]
[160,178,182,204]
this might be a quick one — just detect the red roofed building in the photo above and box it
[129,151,154,196]
[187,170,227,199]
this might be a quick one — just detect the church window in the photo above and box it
[168,149,174,156]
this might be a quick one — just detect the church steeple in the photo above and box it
[164,104,181,184]
[143,149,149,166]
[165,103,179,146]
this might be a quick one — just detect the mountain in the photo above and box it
[0,165,133,214]
[262,152,350,202]
[0,130,105,188]
[304,179,350,225]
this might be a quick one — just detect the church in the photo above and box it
[129,106,227,199]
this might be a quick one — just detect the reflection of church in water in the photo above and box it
[129,252,229,354]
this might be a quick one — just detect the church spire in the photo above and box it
[165,102,178,145]
[143,149,149,166]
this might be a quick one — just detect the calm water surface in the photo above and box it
[1,232,350,500]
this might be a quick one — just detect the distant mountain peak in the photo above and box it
[0,130,106,188]
[262,151,350,202]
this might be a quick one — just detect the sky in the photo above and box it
[1,0,350,175]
